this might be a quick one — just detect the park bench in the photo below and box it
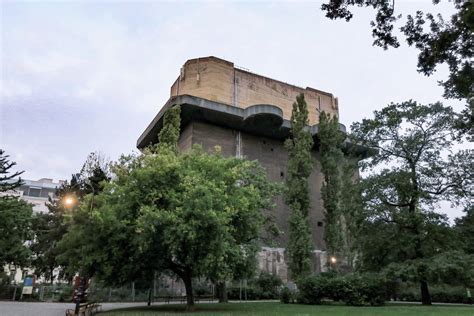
[195,295,214,302]
[154,295,187,303]
[65,302,102,316]
[154,295,215,304]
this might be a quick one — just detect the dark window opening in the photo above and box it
[270,148,274,152]
[280,171,284,178]
[28,188,41,197]
[317,221,323,227]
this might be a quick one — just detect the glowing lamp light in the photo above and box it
[63,196,76,207]
[330,256,337,264]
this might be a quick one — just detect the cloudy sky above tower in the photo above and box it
[0,1,468,219]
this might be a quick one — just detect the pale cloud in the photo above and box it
[1,1,469,221]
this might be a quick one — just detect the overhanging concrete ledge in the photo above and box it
[136,95,359,154]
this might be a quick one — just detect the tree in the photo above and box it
[0,150,33,268]
[321,0,473,101]
[285,93,314,279]
[318,112,362,271]
[31,176,84,283]
[318,112,344,258]
[321,1,473,138]
[32,153,110,283]
[455,205,474,254]
[0,149,23,192]
[351,100,472,304]
[57,106,278,310]
[384,250,474,291]
[60,146,277,310]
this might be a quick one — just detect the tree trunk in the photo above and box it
[182,274,195,311]
[217,282,228,303]
[147,288,152,306]
[420,280,432,305]
[50,267,54,285]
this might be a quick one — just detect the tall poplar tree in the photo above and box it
[285,93,314,279]
[319,112,363,271]
[318,112,344,258]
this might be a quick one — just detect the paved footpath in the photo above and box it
[0,301,149,316]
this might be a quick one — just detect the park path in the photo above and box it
[0,301,149,316]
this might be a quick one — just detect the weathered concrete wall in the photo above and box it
[170,57,339,125]
[189,120,326,250]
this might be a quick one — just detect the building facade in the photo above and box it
[138,57,365,278]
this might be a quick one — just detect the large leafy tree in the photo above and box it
[57,107,277,310]
[352,100,472,304]
[60,147,277,310]
[0,149,33,268]
[285,93,314,279]
[321,0,473,101]
[321,1,473,137]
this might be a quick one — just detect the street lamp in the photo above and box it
[59,182,95,315]
[63,195,77,208]
[330,256,337,264]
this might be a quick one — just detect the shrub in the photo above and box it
[255,272,282,299]
[280,286,297,304]
[296,272,388,306]
[228,272,283,300]
[296,276,325,304]
[397,284,468,304]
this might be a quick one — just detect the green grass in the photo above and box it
[100,302,474,316]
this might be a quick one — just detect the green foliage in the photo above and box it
[297,272,388,306]
[383,251,474,288]
[0,197,33,267]
[319,112,363,270]
[318,112,344,256]
[279,286,297,304]
[32,153,110,282]
[0,150,33,267]
[285,93,314,279]
[321,1,473,102]
[397,284,471,304]
[455,205,474,254]
[157,105,181,152]
[58,145,278,308]
[0,149,24,192]
[351,100,472,304]
[227,273,283,300]
[253,272,283,299]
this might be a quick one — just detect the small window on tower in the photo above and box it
[280,171,284,178]
[317,221,323,227]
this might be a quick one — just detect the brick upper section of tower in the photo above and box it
[170,56,339,125]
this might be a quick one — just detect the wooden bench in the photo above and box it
[154,295,187,304]
[195,295,214,302]
[154,295,214,304]
[65,302,102,316]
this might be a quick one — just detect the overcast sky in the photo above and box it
[0,1,469,220]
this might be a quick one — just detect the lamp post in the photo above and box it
[329,256,337,271]
[60,181,95,315]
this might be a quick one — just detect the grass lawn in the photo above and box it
[100,302,474,316]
